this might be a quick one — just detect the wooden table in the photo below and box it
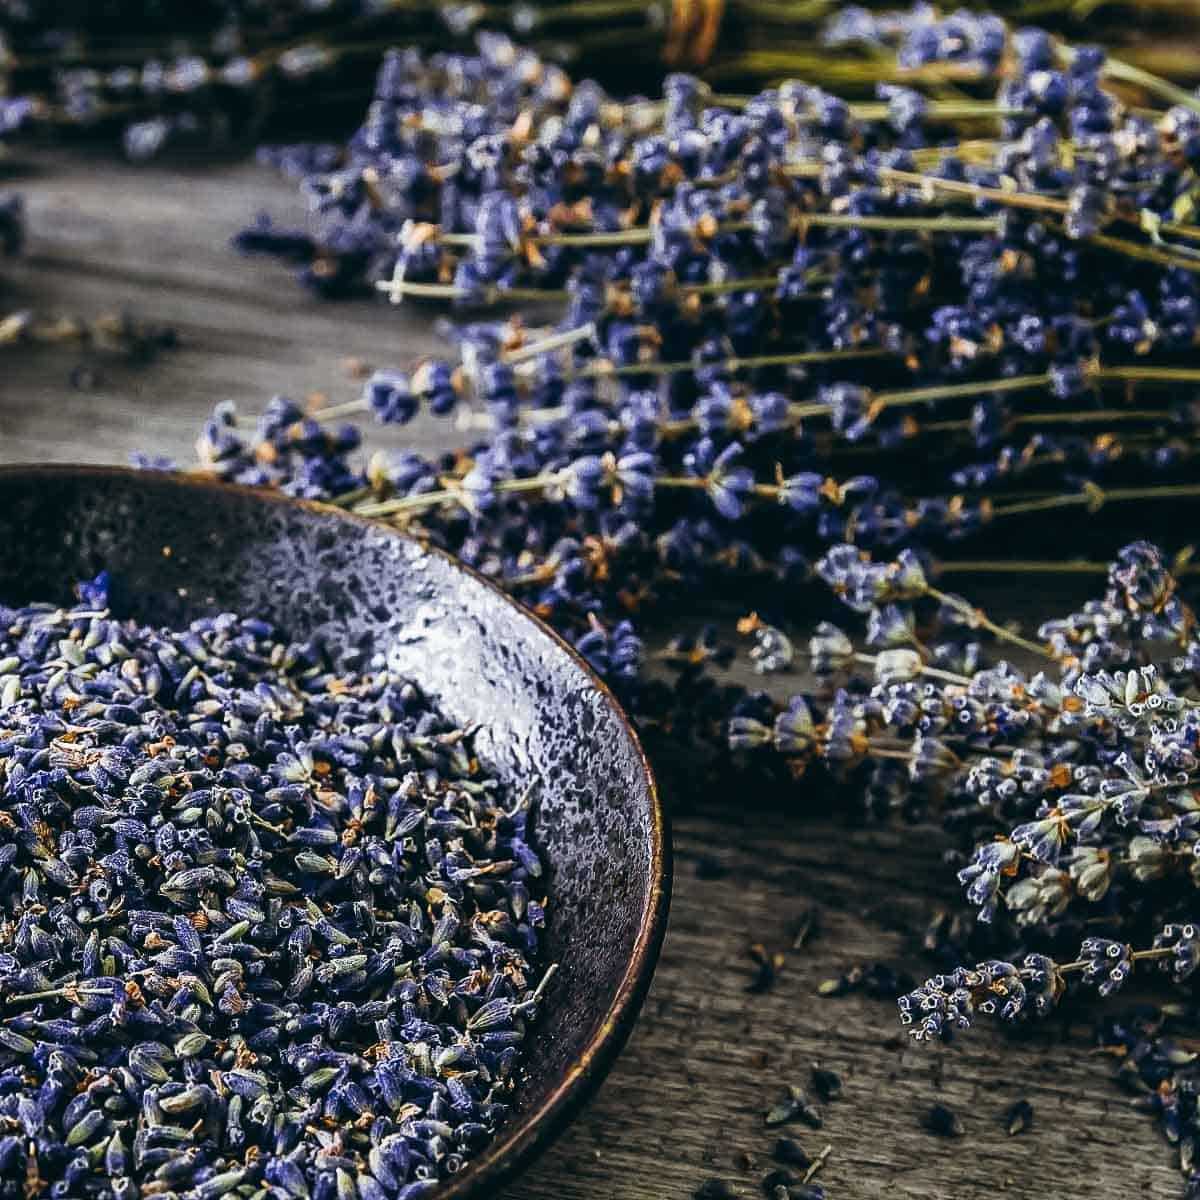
[0,148,1182,1200]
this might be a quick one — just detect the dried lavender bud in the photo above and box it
[772,1137,811,1168]
[1154,924,1200,982]
[1005,1099,1034,1135]
[746,943,786,994]
[0,191,23,257]
[68,364,99,390]
[765,1087,822,1129]
[924,1104,965,1137]
[818,976,852,998]
[1080,938,1134,997]
[810,1066,842,1103]
[762,1168,798,1195]
[695,1180,737,1200]
[749,624,795,674]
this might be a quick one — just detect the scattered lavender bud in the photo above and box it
[772,1138,811,1168]
[746,943,786,994]
[765,1087,822,1129]
[924,1104,965,1138]
[810,1067,842,1103]
[1005,1099,1034,1135]
[762,1168,798,1195]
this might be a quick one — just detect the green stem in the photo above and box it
[1095,366,1200,385]
[921,583,1053,660]
[503,322,597,364]
[852,651,972,686]
[654,476,709,489]
[376,279,569,304]
[1086,230,1200,275]
[796,213,1000,233]
[769,373,1052,426]
[936,559,1109,575]
[990,483,1200,520]
[812,367,1200,424]
[354,473,566,518]
[378,272,789,307]
[684,276,789,296]
[877,166,1200,243]
[309,398,371,422]
[803,1145,833,1187]
[1056,946,1176,976]
[3,984,110,1005]
[1012,407,1175,426]
[436,209,1004,255]
[937,558,1200,576]
[629,95,1020,122]
[563,345,891,383]
[353,468,717,520]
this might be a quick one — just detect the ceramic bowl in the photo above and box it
[0,464,670,1199]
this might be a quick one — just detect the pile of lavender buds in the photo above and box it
[0,573,552,1200]
[176,10,1200,1190]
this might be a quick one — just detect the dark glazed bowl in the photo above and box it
[0,464,670,1199]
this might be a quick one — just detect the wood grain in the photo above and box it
[0,147,1185,1200]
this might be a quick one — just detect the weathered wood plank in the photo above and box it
[0,147,1183,1200]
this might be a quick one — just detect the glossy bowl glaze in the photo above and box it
[0,464,670,1199]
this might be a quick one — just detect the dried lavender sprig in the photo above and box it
[338,461,1200,562]
[899,941,1179,1042]
[0,308,178,358]
[864,165,1200,245]
[297,362,1200,447]
[428,212,1007,252]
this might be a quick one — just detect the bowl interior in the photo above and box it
[0,466,668,1196]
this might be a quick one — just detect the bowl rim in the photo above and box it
[0,462,671,1198]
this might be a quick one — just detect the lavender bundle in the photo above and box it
[232,18,1200,543]
[5,0,1200,163]
[0,0,671,160]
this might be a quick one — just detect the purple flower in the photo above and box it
[365,369,417,425]
[1079,938,1132,997]
[704,443,756,520]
